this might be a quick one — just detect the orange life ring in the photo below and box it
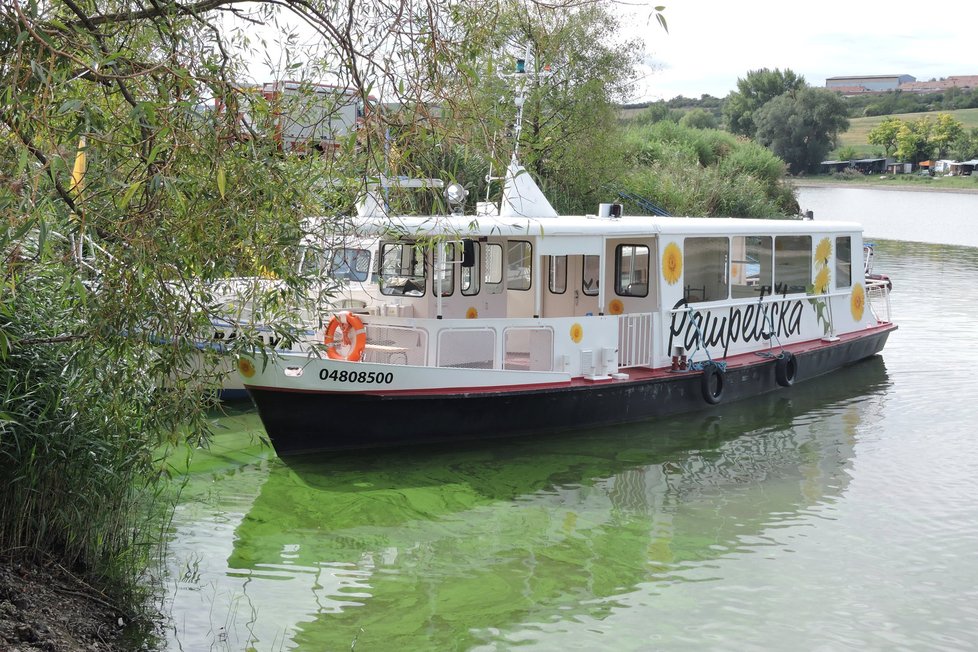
[324,311,367,361]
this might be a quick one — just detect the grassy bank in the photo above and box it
[793,173,978,193]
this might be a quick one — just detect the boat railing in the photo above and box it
[866,279,892,324]
[617,312,654,368]
[362,318,564,371]
[360,314,657,374]
[360,315,624,375]
[362,322,427,366]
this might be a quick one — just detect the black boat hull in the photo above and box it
[247,326,895,455]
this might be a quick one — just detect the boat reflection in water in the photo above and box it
[164,356,889,650]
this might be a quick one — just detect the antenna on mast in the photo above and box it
[498,43,551,159]
[486,43,553,196]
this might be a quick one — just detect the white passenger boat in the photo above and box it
[237,155,896,455]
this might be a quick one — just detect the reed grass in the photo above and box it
[0,251,209,615]
[618,122,798,217]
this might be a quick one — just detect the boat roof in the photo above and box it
[352,212,864,240]
[318,156,864,243]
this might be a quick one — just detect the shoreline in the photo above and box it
[790,179,978,195]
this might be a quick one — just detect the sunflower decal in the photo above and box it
[809,239,833,334]
[815,237,832,266]
[570,323,584,343]
[813,265,831,295]
[851,283,866,321]
[811,238,832,294]
[466,306,479,319]
[662,242,682,285]
[237,357,256,379]
[608,299,624,315]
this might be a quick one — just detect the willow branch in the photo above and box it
[0,112,81,218]
[85,0,254,27]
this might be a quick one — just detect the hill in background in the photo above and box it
[833,107,978,158]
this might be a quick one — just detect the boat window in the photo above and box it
[684,237,729,302]
[462,241,480,296]
[434,243,455,297]
[484,243,504,294]
[297,245,326,276]
[615,244,649,297]
[379,242,426,296]
[731,236,772,298]
[548,256,567,294]
[836,236,852,288]
[582,255,600,297]
[507,241,532,291]
[329,247,372,282]
[774,235,812,294]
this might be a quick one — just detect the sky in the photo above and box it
[622,0,978,102]
[234,1,978,104]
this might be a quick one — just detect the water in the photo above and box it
[797,185,978,247]
[163,188,978,651]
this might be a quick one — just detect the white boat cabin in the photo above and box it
[327,206,889,380]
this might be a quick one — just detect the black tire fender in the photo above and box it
[775,351,797,388]
[700,362,724,405]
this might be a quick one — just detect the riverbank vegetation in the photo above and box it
[794,173,978,192]
[617,121,797,216]
[630,69,852,177]
[2,0,479,645]
[1,1,342,644]
[625,78,978,180]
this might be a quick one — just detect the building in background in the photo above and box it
[826,75,915,93]
[218,81,373,153]
[825,74,978,96]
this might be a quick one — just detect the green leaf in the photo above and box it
[73,277,87,308]
[58,99,83,115]
[16,146,29,176]
[217,165,227,199]
[119,181,141,209]
[146,143,163,166]
[10,216,36,244]
[37,217,47,254]
[29,60,48,84]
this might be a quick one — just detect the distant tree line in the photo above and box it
[624,69,978,174]
[846,87,978,117]
[625,85,978,123]
[626,69,850,175]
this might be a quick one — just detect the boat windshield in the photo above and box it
[329,247,372,282]
[380,241,425,296]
